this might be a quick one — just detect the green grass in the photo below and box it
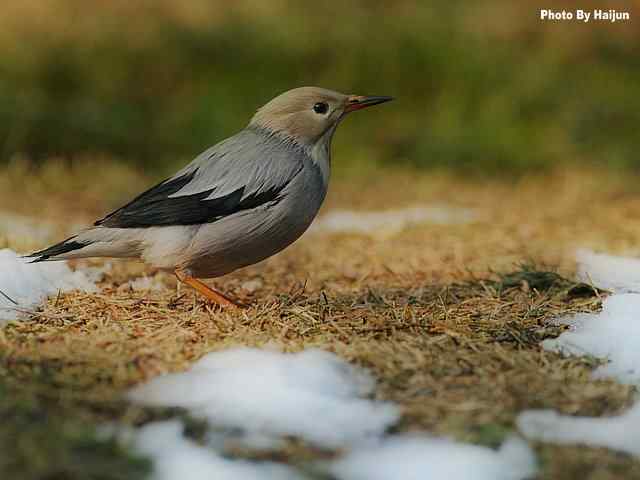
[0,362,151,480]
[0,1,639,174]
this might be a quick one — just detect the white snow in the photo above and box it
[129,423,538,480]
[128,347,399,449]
[310,205,475,235]
[518,250,640,456]
[576,249,640,293]
[131,421,304,480]
[542,293,640,384]
[128,347,543,478]
[0,248,99,323]
[328,435,537,480]
[517,404,640,457]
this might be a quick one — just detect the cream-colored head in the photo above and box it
[250,86,392,145]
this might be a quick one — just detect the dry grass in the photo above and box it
[2,161,640,478]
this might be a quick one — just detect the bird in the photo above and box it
[27,87,393,307]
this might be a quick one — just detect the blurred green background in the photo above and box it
[0,0,638,174]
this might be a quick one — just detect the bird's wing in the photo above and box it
[95,130,304,228]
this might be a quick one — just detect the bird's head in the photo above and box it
[250,87,393,146]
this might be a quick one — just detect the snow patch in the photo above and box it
[128,348,399,449]
[542,293,640,385]
[328,435,537,480]
[129,348,542,479]
[518,404,640,456]
[310,205,475,235]
[132,421,304,480]
[0,248,99,323]
[518,250,640,455]
[576,249,640,293]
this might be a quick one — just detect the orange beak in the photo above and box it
[344,95,394,113]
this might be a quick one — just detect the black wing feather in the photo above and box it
[26,238,88,262]
[94,169,288,228]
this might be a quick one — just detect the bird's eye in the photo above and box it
[313,102,329,114]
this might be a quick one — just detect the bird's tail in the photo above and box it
[26,236,88,262]
[25,227,143,262]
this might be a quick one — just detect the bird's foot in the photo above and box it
[175,270,243,308]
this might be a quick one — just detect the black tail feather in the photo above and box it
[25,237,87,262]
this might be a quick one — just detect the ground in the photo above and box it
[1,160,640,479]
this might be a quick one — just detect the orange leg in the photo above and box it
[175,270,241,308]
